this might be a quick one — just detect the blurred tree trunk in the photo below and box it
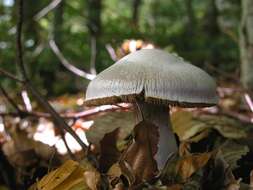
[185,0,195,36]
[15,0,41,82]
[53,0,64,46]
[132,0,142,28]
[240,0,253,90]
[184,0,196,51]
[44,0,65,95]
[87,0,102,74]
[39,0,65,95]
[23,0,41,47]
[203,0,221,67]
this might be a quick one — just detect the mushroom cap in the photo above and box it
[85,49,218,107]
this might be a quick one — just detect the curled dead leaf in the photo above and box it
[107,162,135,188]
[120,120,159,185]
[99,128,120,172]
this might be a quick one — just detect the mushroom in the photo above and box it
[85,49,218,170]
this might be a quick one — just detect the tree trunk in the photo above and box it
[87,0,102,74]
[42,0,65,95]
[203,0,221,68]
[185,0,195,36]
[23,0,41,46]
[132,0,142,28]
[53,0,64,46]
[240,0,253,90]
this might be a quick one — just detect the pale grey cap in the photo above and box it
[85,49,218,107]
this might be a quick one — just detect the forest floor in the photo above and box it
[0,82,253,190]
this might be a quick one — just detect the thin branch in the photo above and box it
[0,84,23,114]
[59,127,76,160]
[105,44,117,61]
[0,104,132,119]
[21,90,32,112]
[34,0,62,21]
[201,106,253,124]
[16,0,28,81]
[25,81,89,152]
[49,39,96,80]
[16,0,88,153]
[0,68,24,83]
[244,93,253,112]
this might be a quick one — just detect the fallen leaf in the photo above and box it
[171,111,247,142]
[171,111,210,142]
[175,152,212,182]
[178,142,191,157]
[86,112,134,146]
[99,128,120,172]
[84,170,101,190]
[219,140,249,170]
[36,160,84,190]
[201,151,239,190]
[107,162,135,188]
[166,184,182,190]
[32,159,101,190]
[120,120,159,185]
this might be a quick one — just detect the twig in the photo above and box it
[16,0,28,81]
[201,106,253,124]
[21,90,32,112]
[0,68,24,83]
[0,84,23,114]
[49,39,96,80]
[25,82,89,152]
[59,128,76,160]
[244,93,253,112]
[105,43,117,61]
[16,0,88,153]
[0,104,132,119]
[34,0,62,21]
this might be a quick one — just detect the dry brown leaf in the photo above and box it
[84,170,101,190]
[178,142,191,157]
[171,111,209,142]
[113,183,125,190]
[37,160,84,190]
[220,140,249,170]
[99,128,120,172]
[166,184,183,190]
[32,159,101,190]
[107,162,135,187]
[171,111,247,142]
[225,171,241,190]
[86,112,134,146]
[120,120,159,185]
[175,152,212,181]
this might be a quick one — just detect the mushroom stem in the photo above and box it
[136,100,178,170]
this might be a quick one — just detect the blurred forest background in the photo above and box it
[1,0,251,96]
[1,0,253,189]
